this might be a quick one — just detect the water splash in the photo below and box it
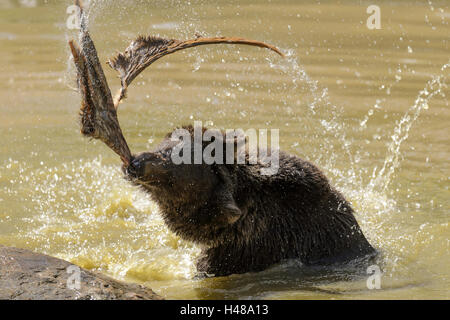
[269,50,448,198]
[268,50,359,185]
[370,62,449,194]
[0,157,200,282]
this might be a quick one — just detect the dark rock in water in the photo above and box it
[0,247,162,300]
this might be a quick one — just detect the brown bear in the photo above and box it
[124,126,376,277]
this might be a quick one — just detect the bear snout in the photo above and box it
[124,158,144,180]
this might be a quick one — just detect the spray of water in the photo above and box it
[270,52,448,197]
[0,156,201,281]
[268,50,359,186]
[370,62,449,194]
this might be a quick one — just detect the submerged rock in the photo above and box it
[0,246,162,300]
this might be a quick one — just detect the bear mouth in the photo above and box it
[123,165,166,189]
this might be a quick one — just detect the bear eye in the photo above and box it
[161,149,172,159]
